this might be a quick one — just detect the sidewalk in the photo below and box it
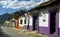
[8,27,49,37]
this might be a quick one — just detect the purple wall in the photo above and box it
[38,26,49,35]
[28,8,59,37]
[59,28,60,37]
[38,8,59,37]
[38,12,50,35]
[49,8,59,37]
[56,12,59,37]
[29,26,33,31]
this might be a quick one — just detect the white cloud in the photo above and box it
[0,0,49,9]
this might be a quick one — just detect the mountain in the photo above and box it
[0,13,11,24]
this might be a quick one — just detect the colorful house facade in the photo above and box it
[13,11,29,30]
[19,16,25,30]
[28,0,60,37]
[15,18,19,29]
[11,14,16,27]
[18,13,29,30]
[6,0,60,37]
[4,18,12,27]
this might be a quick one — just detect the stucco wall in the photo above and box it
[58,5,60,37]
[38,3,60,35]
[19,17,25,26]
[39,3,60,27]
[58,4,60,37]
[19,16,28,26]
[39,13,49,27]
[19,15,29,30]
[29,15,33,26]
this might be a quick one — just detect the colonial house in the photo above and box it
[27,0,60,37]
[19,13,29,30]
[13,11,20,29]
[13,11,29,30]
[11,14,16,27]
[4,18,12,27]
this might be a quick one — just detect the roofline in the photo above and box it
[29,0,59,12]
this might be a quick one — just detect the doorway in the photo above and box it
[33,14,38,31]
[50,11,56,34]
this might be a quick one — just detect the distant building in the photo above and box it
[11,14,16,27]
[4,18,12,27]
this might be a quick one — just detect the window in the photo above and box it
[24,19,26,24]
[20,19,22,24]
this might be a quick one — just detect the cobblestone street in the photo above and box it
[0,26,49,37]
[0,26,28,37]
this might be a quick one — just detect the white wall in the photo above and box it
[19,17,25,26]
[59,6,60,28]
[19,16,28,26]
[24,16,28,25]
[24,13,29,25]
[58,3,60,28]
[38,4,59,27]
[39,12,49,27]
[29,15,33,26]
[59,12,60,28]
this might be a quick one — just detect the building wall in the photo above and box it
[19,17,24,30]
[38,3,60,36]
[16,18,19,29]
[39,13,49,27]
[39,13,49,35]
[4,20,9,27]
[18,13,29,30]
[11,18,15,27]
[59,4,60,37]
[24,14,29,30]
[8,20,12,27]
[28,15,33,31]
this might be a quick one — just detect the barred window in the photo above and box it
[24,19,26,24]
[20,19,22,24]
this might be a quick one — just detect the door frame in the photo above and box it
[33,14,39,31]
[48,8,59,37]
[50,10,56,34]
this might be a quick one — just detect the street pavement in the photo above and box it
[0,26,28,37]
[0,26,49,37]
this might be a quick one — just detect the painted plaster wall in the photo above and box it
[28,15,33,31]
[19,17,25,26]
[38,4,59,35]
[11,18,15,27]
[16,18,19,28]
[19,17,25,30]
[59,4,60,28]
[29,15,33,26]
[38,11,49,35]
[39,13,49,27]
[24,16,29,30]
[8,20,12,27]
[24,13,28,25]
[5,20,10,27]
[12,22,15,27]
[39,5,59,27]
[19,16,29,30]
[59,4,60,37]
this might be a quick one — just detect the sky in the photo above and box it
[0,0,49,15]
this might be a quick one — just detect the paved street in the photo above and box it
[0,26,28,37]
[0,26,49,37]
